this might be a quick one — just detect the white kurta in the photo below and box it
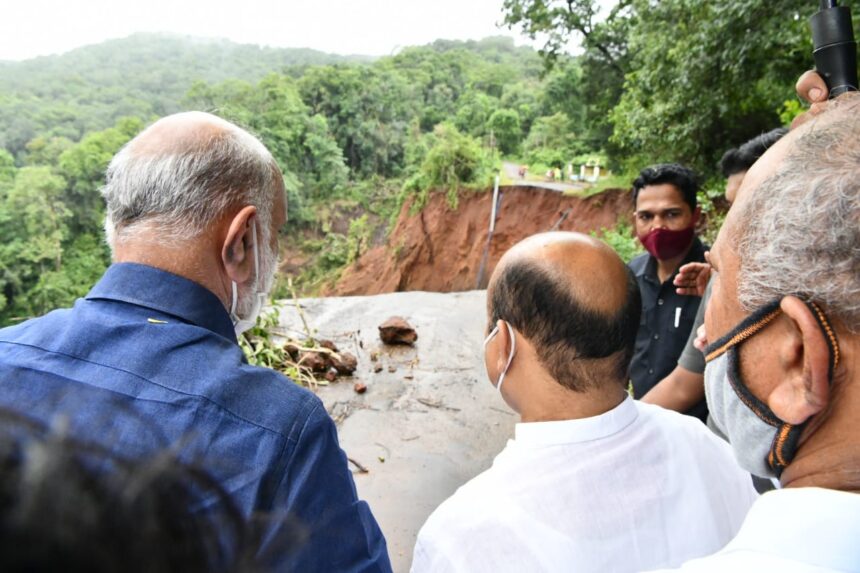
[411,397,758,573]
[649,487,860,573]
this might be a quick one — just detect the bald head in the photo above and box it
[127,112,269,159]
[102,111,283,248]
[488,232,641,391]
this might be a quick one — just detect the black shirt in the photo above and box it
[628,237,709,422]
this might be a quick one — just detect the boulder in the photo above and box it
[378,317,418,346]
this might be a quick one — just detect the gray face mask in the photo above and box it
[703,299,840,479]
[704,350,783,478]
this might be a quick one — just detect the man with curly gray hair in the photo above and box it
[653,88,860,571]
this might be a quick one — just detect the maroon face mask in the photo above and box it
[638,225,695,260]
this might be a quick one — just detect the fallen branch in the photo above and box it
[416,398,461,412]
[347,456,369,474]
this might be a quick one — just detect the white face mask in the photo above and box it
[484,321,516,393]
[229,224,270,336]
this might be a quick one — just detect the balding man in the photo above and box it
[411,232,757,573]
[0,113,391,572]
[651,84,860,573]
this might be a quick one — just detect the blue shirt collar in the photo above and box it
[86,263,237,343]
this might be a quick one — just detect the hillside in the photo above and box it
[0,33,372,155]
[0,32,607,325]
[330,186,633,295]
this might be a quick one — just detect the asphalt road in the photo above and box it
[274,290,515,573]
[502,161,588,194]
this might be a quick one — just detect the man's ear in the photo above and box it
[692,205,702,226]
[222,205,257,284]
[493,319,513,372]
[767,296,832,424]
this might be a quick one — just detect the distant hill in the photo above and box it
[0,33,373,155]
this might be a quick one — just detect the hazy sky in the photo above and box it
[1,0,547,61]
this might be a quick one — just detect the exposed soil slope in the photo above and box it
[331,186,632,295]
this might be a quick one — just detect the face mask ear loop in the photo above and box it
[770,302,842,477]
[251,223,260,287]
[497,322,516,393]
[230,281,239,317]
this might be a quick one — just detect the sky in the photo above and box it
[1,0,549,61]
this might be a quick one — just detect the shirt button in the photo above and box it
[653,334,660,340]
[648,369,654,374]
[658,299,664,305]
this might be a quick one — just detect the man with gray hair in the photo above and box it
[0,112,391,572]
[652,83,860,571]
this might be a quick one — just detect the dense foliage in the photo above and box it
[1,1,841,323]
[0,34,590,323]
[503,0,858,173]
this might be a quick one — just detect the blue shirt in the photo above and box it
[0,263,391,572]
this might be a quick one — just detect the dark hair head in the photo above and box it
[0,410,265,573]
[488,259,641,392]
[632,163,699,211]
[718,127,789,177]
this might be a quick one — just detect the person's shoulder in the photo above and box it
[635,402,745,468]
[628,252,651,275]
[0,306,72,342]
[213,359,326,435]
[419,466,499,538]
[635,402,722,445]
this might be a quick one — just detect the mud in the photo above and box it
[331,186,632,295]
[273,290,514,573]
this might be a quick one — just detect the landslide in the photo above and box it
[330,186,632,295]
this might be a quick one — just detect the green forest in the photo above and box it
[0,0,845,325]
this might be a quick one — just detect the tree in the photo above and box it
[502,0,634,154]
[487,109,523,155]
[0,150,14,190]
[502,0,632,72]
[610,0,814,173]
[404,123,496,207]
[58,117,145,234]
[0,166,71,318]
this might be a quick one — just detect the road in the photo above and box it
[501,161,588,194]
[274,290,514,573]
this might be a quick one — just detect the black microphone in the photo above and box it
[811,0,858,97]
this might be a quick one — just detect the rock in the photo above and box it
[301,351,329,372]
[378,317,418,346]
[319,339,339,353]
[331,352,358,375]
[324,367,339,383]
[283,342,301,361]
[354,382,367,394]
[387,364,397,373]
[370,350,380,362]
[404,373,414,380]
[373,364,384,373]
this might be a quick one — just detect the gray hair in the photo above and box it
[734,101,860,332]
[102,113,280,247]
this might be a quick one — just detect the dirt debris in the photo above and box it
[330,187,632,295]
[331,351,358,375]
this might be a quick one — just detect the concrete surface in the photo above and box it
[274,290,515,572]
